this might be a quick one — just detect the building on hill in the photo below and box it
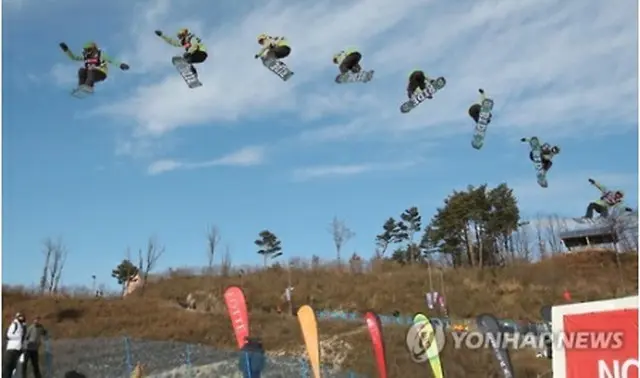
[559,213,637,252]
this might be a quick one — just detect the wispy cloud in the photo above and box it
[147,146,266,175]
[50,63,76,87]
[92,0,436,136]
[292,160,417,181]
[300,0,638,143]
[89,0,636,160]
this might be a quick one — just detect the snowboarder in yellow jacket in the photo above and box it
[155,28,208,78]
[254,34,291,61]
[332,48,362,74]
[579,178,633,220]
[58,41,129,92]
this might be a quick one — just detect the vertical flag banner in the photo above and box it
[297,305,321,378]
[364,311,388,378]
[223,286,250,349]
[412,312,444,378]
[477,313,515,378]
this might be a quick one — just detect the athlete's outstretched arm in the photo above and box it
[102,53,130,70]
[255,44,269,58]
[588,178,607,193]
[478,88,487,103]
[59,43,83,61]
[155,31,182,47]
[255,37,279,58]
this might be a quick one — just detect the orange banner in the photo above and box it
[297,305,321,378]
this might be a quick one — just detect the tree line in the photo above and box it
[244,182,636,268]
[245,183,524,268]
[37,182,637,293]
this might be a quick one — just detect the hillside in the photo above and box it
[3,250,638,377]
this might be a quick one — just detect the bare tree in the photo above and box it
[512,223,532,262]
[534,214,547,259]
[137,237,165,295]
[220,245,232,277]
[41,238,67,294]
[544,214,567,254]
[206,225,221,273]
[328,216,355,264]
[39,244,52,294]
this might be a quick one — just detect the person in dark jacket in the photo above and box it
[22,316,48,378]
[3,312,26,377]
[238,337,266,378]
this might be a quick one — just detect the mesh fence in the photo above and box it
[21,337,366,378]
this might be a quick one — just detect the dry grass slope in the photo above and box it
[3,250,637,378]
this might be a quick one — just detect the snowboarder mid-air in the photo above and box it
[579,178,633,220]
[521,137,560,173]
[332,48,362,74]
[59,41,129,92]
[254,34,291,61]
[155,28,208,78]
[407,70,432,99]
[406,70,445,99]
[468,89,492,124]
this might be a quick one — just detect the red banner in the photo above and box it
[563,308,638,378]
[365,311,388,378]
[224,285,250,349]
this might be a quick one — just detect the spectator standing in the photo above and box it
[3,312,26,377]
[238,337,266,378]
[277,286,294,315]
[22,316,48,378]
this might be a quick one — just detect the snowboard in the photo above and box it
[172,56,202,89]
[70,84,93,98]
[572,217,603,225]
[262,57,294,81]
[335,70,374,84]
[471,98,494,149]
[400,76,446,113]
[528,137,548,188]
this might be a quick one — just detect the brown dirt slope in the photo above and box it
[3,250,637,377]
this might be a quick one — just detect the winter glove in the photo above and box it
[59,42,69,52]
[520,138,527,142]
[120,63,130,70]
[478,88,484,94]
[588,178,595,184]
[154,30,163,37]
[254,54,260,59]
[625,207,633,212]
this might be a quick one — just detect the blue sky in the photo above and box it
[2,0,638,288]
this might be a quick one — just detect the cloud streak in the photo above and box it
[147,145,266,175]
[291,160,418,181]
[95,0,636,150]
[43,0,636,178]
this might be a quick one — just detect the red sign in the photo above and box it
[563,308,638,378]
